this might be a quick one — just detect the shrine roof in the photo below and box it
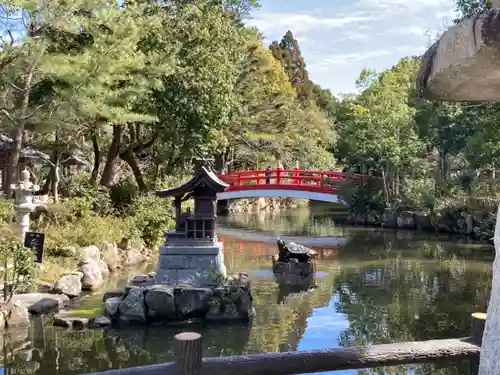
[155,166,229,198]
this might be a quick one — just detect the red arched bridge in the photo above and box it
[217,168,363,203]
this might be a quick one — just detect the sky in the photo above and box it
[246,0,457,96]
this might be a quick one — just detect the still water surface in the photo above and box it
[5,209,494,375]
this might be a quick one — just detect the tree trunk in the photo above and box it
[51,144,61,203]
[42,170,53,195]
[4,64,35,197]
[90,126,101,187]
[381,168,390,206]
[120,148,148,192]
[214,153,224,173]
[100,125,122,186]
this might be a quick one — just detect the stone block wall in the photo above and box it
[155,243,227,287]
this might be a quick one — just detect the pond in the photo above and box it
[3,207,494,375]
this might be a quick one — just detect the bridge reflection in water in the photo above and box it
[219,235,340,263]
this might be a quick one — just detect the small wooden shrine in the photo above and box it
[156,158,228,241]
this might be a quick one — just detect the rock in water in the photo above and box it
[104,297,122,318]
[174,288,214,318]
[52,273,83,298]
[102,242,119,271]
[5,302,30,328]
[205,273,255,322]
[144,285,176,318]
[119,287,146,323]
[479,204,500,375]
[80,259,104,291]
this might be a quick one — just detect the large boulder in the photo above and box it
[417,9,500,101]
[80,245,101,263]
[175,288,214,318]
[98,259,110,280]
[12,293,69,315]
[102,243,120,271]
[104,297,122,318]
[52,272,83,298]
[53,311,88,329]
[206,273,255,322]
[118,287,146,323]
[396,211,415,229]
[144,285,176,318]
[80,259,104,291]
[5,302,30,328]
[121,248,145,267]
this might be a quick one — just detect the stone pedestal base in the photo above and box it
[155,243,226,287]
[103,273,254,324]
[272,261,315,286]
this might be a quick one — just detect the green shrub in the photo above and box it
[44,214,135,254]
[0,200,15,223]
[109,178,139,215]
[0,227,36,299]
[58,172,94,198]
[40,197,95,227]
[58,173,114,215]
[338,179,385,213]
[130,194,175,248]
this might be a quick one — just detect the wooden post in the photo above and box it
[470,312,486,346]
[470,312,486,375]
[174,332,203,375]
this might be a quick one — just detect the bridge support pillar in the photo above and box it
[216,199,228,215]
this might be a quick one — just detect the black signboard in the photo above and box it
[24,232,45,264]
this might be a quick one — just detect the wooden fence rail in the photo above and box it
[84,313,486,375]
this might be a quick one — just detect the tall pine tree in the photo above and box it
[270,30,313,104]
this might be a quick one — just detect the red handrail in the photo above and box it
[218,169,365,193]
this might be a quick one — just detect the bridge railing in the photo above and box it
[219,169,365,189]
[84,313,485,375]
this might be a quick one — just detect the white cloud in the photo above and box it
[389,26,428,36]
[357,0,448,12]
[313,49,395,68]
[247,0,455,94]
[247,13,373,35]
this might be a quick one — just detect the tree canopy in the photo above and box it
[0,0,498,217]
[0,0,338,196]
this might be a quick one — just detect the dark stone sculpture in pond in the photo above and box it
[276,239,317,262]
[272,239,317,285]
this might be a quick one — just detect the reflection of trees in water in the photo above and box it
[6,229,492,375]
[245,274,334,353]
[333,250,490,375]
[5,275,336,374]
[223,210,343,236]
[6,322,253,374]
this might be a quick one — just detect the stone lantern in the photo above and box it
[154,158,229,287]
[10,169,41,241]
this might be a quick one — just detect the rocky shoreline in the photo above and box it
[346,207,496,242]
[0,238,154,331]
